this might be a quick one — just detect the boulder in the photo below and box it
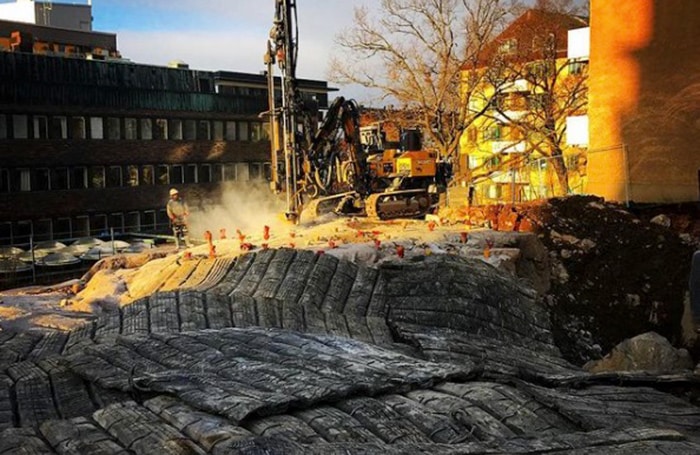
[584,331,694,373]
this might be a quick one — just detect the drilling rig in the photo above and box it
[265,0,448,222]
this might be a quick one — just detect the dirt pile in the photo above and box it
[517,196,696,365]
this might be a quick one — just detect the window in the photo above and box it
[171,165,184,184]
[107,166,122,187]
[498,38,517,54]
[185,164,197,183]
[154,118,168,139]
[70,116,86,139]
[484,125,502,141]
[141,165,154,185]
[125,212,140,232]
[110,213,124,234]
[223,164,237,181]
[528,93,551,110]
[212,164,223,182]
[261,123,270,141]
[142,210,156,232]
[213,121,224,140]
[89,166,105,188]
[106,117,121,140]
[90,117,104,139]
[50,116,67,139]
[198,164,212,183]
[125,118,138,139]
[12,115,28,139]
[33,116,48,139]
[156,165,169,185]
[0,114,6,139]
[225,121,236,140]
[140,118,153,140]
[34,168,50,191]
[74,216,90,238]
[71,167,88,189]
[14,169,30,192]
[52,168,69,190]
[238,122,249,141]
[157,209,169,231]
[488,184,502,199]
[184,120,197,140]
[91,214,108,236]
[250,163,262,180]
[126,165,139,186]
[34,219,52,242]
[55,218,71,239]
[169,119,183,140]
[250,122,262,142]
[568,60,587,75]
[527,61,554,78]
[235,162,249,181]
[15,220,32,246]
[197,120,210,140]
[488,94,505,111]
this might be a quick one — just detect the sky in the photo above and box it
[87,0,376,103]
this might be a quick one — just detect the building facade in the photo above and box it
[587,0,700,204]
[0,0,92,31]
[0,17,332,246]
[459,9,589,205]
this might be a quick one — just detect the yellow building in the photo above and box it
[459,9,588,205]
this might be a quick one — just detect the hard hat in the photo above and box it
[169,188,179,196]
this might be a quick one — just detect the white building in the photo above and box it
[566,26,590,147]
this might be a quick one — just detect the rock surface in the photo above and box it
[520,196,696,364]
[0,250,698,454]
[585,331,695,373]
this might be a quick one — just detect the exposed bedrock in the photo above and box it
[0,249,698,453]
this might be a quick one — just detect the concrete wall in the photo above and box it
[587,0,700,203]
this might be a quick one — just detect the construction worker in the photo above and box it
[166,188,192,248]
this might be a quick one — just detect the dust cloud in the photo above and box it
[187,182,289,242]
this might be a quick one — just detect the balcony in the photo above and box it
[500,79,530,93]
[491,140,526,154]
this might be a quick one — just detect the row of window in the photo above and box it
[468,154,582,171]
[0,162,272,193]
[0,209,173,247]
[488,92,553,112]
[0,114,271,142]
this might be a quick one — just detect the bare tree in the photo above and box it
[530,0,589,15]
[329,0,520,163]
[480,9,588,194]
